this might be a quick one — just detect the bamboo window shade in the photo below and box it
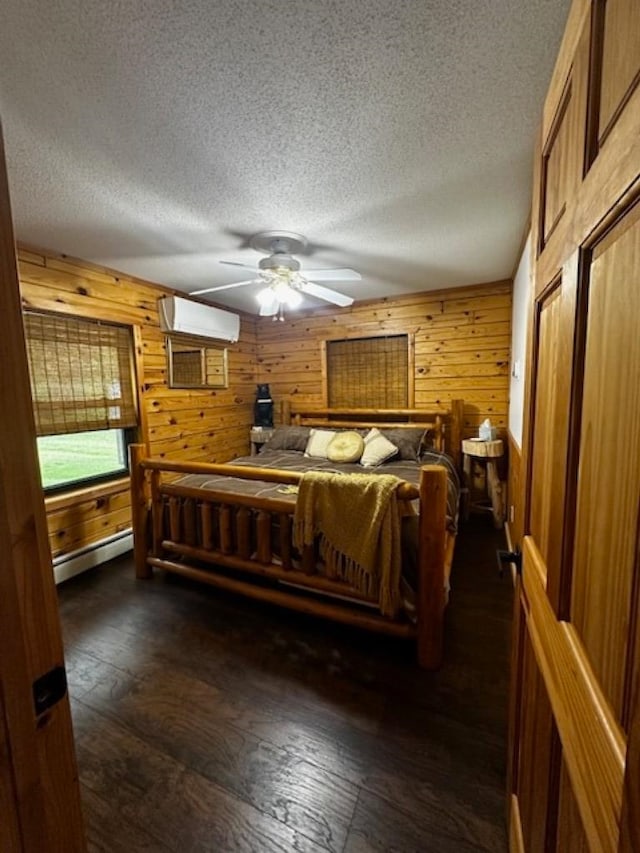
[172,349,202,386]
[327,335,408,408]
[23,311,137,436]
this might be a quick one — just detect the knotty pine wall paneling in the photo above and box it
[17,246,257,560]
[256,280,512,439]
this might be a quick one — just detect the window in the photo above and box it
[166,335,229,388]
[171,347,202,386]
[326,334,409,408]
[37,428,133,491]
[23,311,138,492]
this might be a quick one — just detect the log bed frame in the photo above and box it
[130,398,464,668]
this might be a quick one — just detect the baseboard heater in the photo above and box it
[52,529,133,585]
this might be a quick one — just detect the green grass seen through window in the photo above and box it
[37,429,126,490]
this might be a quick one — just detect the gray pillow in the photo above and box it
[260,426,311,453]
[379,428,426,461]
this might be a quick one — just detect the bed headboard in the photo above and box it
[280,399,464,472]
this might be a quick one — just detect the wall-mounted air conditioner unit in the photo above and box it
[158,296,240,343]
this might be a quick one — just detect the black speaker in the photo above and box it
[254,383,273,427]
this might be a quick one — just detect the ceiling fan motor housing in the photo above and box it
[249,230,308,257]
[258,254,301,273]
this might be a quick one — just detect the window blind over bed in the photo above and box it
[23,311,137,436]
[327,335,408,408]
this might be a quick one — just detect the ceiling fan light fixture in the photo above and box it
[285,289,302,308]
[273,280,302,307]
[256,287,275,306]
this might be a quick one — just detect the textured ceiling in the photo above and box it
[1,0,570,315]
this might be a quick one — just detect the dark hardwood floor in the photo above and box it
[58,516,513,852]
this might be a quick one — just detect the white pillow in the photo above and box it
[304,429,338,459]
[360,428,399,467]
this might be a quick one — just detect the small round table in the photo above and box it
[461,438,505,528]
[250,427,274,455]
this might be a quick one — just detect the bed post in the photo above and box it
[417,464,447,668]
[282,397,291,426]
[129,443,152,579]
[449,398,464,473]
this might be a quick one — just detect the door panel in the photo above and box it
[621,692,640,850]
[598,0,640,142]
[527,268,576,607]
[539,72,581,249]
[515,627,557,851]
[528,283,564,585]
[0,702,21,852]
[556,761,590,853]
[571,202,640,722]
[522,538,625,851]
[0,121,86,849]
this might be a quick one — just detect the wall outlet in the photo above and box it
[509,505,515,523]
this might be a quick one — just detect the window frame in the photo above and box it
[166,334,229,389]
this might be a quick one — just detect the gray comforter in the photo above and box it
[177,448,459,533]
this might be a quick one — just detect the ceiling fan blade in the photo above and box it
[300,282,354,307]
[302,268,361,282]
[190,279,257,295]
[219,260,258,270]
[258,291,279,316]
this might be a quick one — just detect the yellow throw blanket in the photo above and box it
[293,471,403,617]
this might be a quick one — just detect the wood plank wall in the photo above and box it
[256,280,512,439]
[16,245,257,560]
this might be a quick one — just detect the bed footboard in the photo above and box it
[129,445,451,668]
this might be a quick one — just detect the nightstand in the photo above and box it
[461,438,505,528]
[250,427,274,455]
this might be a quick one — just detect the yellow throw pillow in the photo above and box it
[327,431,365,463]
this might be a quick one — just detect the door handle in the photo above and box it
[497,548,522,578]
[32,665,68,716]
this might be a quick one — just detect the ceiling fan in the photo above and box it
[190,231,361,320]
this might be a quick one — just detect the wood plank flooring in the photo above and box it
[57,516,512,852]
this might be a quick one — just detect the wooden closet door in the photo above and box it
[0,121,86,850]
[509,1,640,850]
